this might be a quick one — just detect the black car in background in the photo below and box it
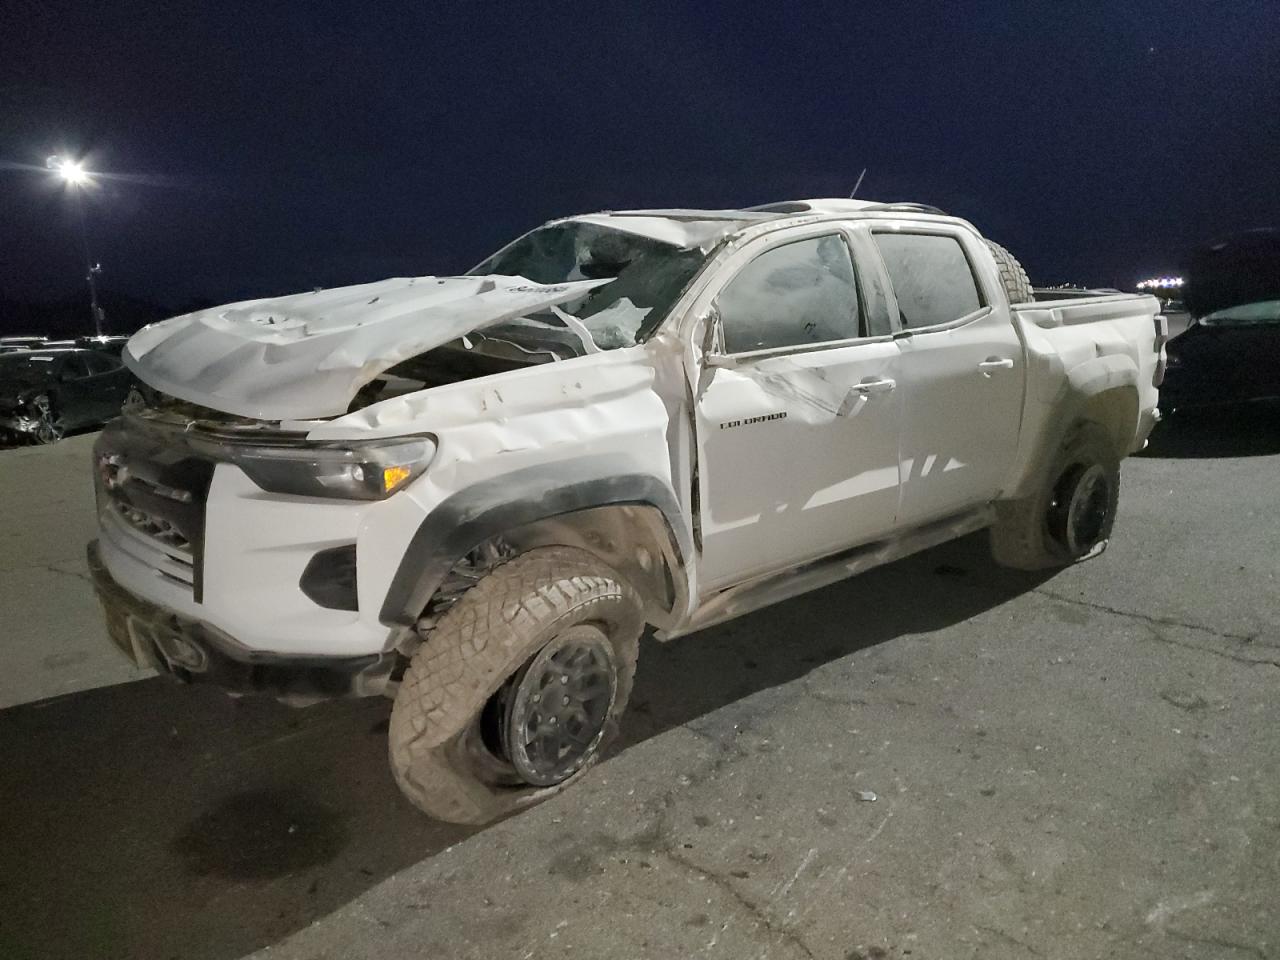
[0,349,133,444]
[75,335,130,355]
[1161,229,1280,413]
[0,336,52,354]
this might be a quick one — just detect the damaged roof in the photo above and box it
[550,208,778,249]
[123,199,933,422]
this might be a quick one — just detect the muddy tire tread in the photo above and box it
[986,239,1035,305]
[389,546,641,824]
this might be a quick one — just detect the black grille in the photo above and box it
[111,501,193,551]
[94,418,216,600]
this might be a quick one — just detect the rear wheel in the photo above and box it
[990,423,1120,569]
[388,546,643,824]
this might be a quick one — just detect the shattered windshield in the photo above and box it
[469,222,707,352]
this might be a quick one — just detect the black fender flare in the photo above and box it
[379,461,692,626]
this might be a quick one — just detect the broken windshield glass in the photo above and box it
[469,222,707,352]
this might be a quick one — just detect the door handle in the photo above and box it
[978,357,1014,377]
[852,377,896,395]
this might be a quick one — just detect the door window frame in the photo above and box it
[83,352,122,376]
[696,223,896,363]
[867,225,995,336]
[59,354,92,381]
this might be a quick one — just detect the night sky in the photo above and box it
[2,0,1277,318]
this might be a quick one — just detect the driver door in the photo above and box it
[694,229,903,591]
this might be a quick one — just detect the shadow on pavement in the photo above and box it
[0,681,466,960]
[0,533,1044,960]
[621,533,1042,747]
[1140,401,1280,459]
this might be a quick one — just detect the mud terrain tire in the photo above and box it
[31,394,64,445]
[388,546,643,824]
[985,239,1034,305]
[990,423,1120,570]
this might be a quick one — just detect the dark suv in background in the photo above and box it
[0,348,133,444]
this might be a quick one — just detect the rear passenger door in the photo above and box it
[693,227,903,590]
[54,353,97,428]
[871,229,1025,526]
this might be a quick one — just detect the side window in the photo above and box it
[873,233,984,330]
[84,352,120,375]
[60,355,91,380]
[717,234,861,354]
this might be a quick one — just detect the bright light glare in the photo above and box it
[61,162,88,185]
[47,155,90,186]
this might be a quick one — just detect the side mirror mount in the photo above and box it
[700,305,736,368]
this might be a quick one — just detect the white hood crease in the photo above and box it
[123,275,610,421]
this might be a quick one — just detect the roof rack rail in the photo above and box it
[860,202,948,216]
[746,201,813,213]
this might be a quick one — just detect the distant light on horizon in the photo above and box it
[1136,276,1183,290]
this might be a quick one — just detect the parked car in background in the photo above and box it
[0,348,133,444]
[0,336,50,354]
[1162,229,1280,412]
[75,335,130,356]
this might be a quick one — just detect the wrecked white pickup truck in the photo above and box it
[88,199,1166,823]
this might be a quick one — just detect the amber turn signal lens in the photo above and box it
[382,464,412,493]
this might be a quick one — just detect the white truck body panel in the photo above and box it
[694,337,904,590]
[92,201,1163,669]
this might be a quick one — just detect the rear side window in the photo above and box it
[717,234,861,353]
[84,352,120,375]
[60,355,91,379]
[874,233,984,330]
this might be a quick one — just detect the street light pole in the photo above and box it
[47,155,106,336]
[72,186,106,336]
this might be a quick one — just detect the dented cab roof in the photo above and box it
[122,200,934,422]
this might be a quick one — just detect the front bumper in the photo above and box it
[88,540,396,703]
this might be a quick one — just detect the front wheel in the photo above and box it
[990,423,1120,570]
[388,546,643,824]
[30,394,64,445]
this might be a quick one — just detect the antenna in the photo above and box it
[848,168,867,199]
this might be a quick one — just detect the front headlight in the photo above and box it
[229,437,436,500]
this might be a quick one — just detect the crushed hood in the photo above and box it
[123,275,609,420]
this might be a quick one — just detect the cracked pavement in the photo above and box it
[1,407,1278,960]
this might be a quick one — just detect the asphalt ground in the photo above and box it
[0,432,150,710]
[1,404,1277,960]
